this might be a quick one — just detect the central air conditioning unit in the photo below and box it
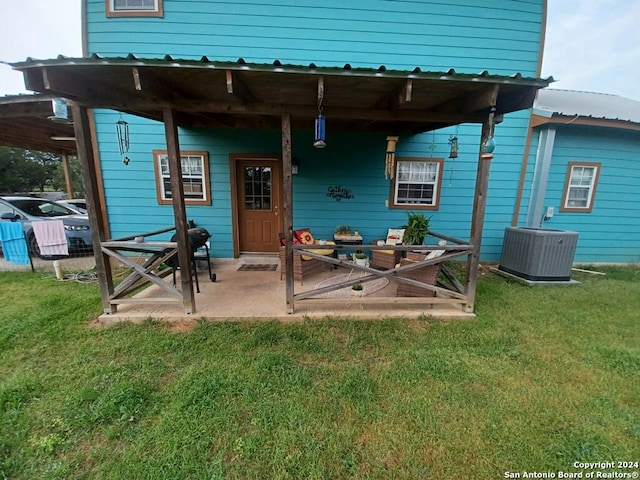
[498,227,579,281]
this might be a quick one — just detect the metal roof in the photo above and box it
[10,55,552,134]
[533,89,640,127]
[0,94,77,154]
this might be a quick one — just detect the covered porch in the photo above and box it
[96,254,475,324]
[10,56,551,319]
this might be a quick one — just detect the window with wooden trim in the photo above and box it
[561,162,600,212]
[106,0,163,17]
[153,150,211,205]
[391,157,443,209]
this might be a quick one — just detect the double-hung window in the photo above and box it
[107,0,163,17]
[391,158,443,209]
[561,162,600,212]
[153,150,211,205]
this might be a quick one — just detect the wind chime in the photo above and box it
[116,113,130,164]
[313,77,326,148]
[385,136,399,179]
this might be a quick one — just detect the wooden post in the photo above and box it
[281,113,294,314]
[69,103,115,314]
[162,107,196,315]
[465,89,499,313]
[61,151,73,199]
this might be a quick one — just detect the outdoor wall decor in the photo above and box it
[327,185,355,201]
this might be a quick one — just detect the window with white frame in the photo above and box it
[153,150,211,205]
[561,162,600,212]
[107,0,163,17]
[391,158,443,209]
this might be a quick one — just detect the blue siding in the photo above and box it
[522,125,640,263]
[96,111,534,259]
[86,0,542,74]
[86,0,545,259]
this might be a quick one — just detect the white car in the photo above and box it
[57,199,88,214]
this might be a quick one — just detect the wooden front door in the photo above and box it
[236,158,282,253]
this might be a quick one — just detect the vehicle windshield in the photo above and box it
[8,198,75,218]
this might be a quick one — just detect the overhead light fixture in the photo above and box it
[51,136,76,141]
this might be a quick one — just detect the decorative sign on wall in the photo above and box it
[327,185,355,202]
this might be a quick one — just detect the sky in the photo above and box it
[0,0,639,101]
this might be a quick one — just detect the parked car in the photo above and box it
[0,196,93,258]
[57,199,88,214]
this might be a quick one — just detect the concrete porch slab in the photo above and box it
[98,255,475,324]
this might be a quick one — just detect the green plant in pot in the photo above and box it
[354,252,369,266]
[403,211,430,245]
[351,283,363,296]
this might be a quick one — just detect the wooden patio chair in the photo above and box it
[278,231,333,285]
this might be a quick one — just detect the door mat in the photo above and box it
[237,264,278,271]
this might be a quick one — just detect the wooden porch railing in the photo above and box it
[289,231,473,312]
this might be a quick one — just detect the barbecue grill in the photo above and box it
[165,227,216,291]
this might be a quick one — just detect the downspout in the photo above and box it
[525,127,556,227]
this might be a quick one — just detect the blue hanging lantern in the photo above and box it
[313,114,326,148]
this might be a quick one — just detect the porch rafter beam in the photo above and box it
[225,70,257,103]
[431,84,501,114]
[65,96,489,125]
[375,78,413,109]
[131,67,191,102]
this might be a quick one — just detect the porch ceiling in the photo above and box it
[0,94,77,154]
[11,56,552,134]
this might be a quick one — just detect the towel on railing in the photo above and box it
[32,220,69,256]
[0,222,31,265]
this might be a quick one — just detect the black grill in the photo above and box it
[165,227,211,267]
[179,227,211,250]
[164,227,216,288]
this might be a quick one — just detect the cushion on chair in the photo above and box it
[385,228,405,245]
[294,228,314,244]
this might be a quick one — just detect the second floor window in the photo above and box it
[107,0,163,17]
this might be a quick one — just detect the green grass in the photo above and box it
[1,266,639,479]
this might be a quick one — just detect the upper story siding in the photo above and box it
[85,0,544,77]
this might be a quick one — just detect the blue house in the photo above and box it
[10,0,551,314]
[518,89,640,264]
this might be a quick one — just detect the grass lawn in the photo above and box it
[1,266,639,479]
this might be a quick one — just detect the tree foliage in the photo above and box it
[0,147,83,196]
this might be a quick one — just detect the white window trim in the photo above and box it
[153,150,211,206]
[107,0,163,17]
[390,157,443,210]
[561,162,600,213]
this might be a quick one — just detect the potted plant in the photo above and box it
[351,283,363,297]
[334,225,351,236]
[354,252,369,266]
[403,211,430,246]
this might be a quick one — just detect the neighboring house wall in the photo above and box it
[85,0,545,258]
[520,124,640,263]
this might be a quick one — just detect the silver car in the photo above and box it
[0,196,93,258]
